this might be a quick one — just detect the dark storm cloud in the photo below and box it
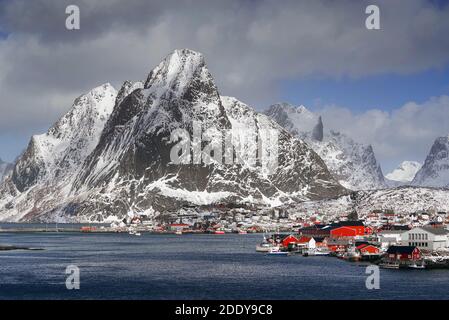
[1,0,449,167]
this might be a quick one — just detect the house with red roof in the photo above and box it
[281,235,300,247]
[297,236,316,250]
[356,244,381,255]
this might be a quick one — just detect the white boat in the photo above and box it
[128,228,141,236]
[311,249,330,256]
[379,262,400,269]
[256,235,278,252]
[175,230,182,235]
[256,243,277,252]
[408,263,425,269]
[266,247,288,256]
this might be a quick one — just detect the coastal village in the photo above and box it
[88,204,449,270]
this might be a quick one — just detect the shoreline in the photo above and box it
[0,228,264,234]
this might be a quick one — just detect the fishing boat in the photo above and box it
[214,230,225,234]
[312,249,330,256]
[128,230,141,236]
[266,247,288,256]
[175,230,183,235]
[379,261,400,269]
[408,262,426,269]
[256,242,276,252]
[342,243,361,262]
[256,235,277,252]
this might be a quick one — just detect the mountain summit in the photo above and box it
[0,49,346,222]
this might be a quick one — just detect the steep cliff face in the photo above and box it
[0,49,347,222]
[412,135,449,187]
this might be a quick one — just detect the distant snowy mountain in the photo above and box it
[265,103,317,138]
[386,161,421,185]
[0,49,346,222]
[412,135,449,187]
[0,158,13,182]
[265,103,386,191]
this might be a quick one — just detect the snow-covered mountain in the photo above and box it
[412,135,449,187]
[265,103,386,191]
[0,49,346,222]
[0,158,13,182]
[0,83,117,221]
[385,161,421,185]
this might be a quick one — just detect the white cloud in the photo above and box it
[317,95,449,172]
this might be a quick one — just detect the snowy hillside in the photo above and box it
[293,186,449,218]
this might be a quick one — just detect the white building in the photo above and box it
[401,226,449,251]
[377,230,405,249]
[297,237,316,250]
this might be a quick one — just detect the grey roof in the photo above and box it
[378,230,405,235]
[387,246,417,254]
[420,226,449,235]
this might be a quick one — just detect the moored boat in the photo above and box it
[379,262,400,269]
[408,262,426,269]
[266,247,288,256]
[256,242,278,252]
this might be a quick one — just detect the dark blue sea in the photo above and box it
[1,226,449,299]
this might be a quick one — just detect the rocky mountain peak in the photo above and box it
[143,49,216,102]
[412,135,449,187]
[312,116,324,142]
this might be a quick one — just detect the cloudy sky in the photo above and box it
[1,0,449,174]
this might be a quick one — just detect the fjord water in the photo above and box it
[1,228,449,299]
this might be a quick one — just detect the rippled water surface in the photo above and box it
[1,230,449,299]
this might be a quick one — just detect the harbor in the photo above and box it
[252,220,449,270]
